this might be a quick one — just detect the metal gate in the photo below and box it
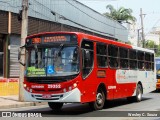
[10,45,20,77]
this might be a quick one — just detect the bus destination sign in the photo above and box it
[26,34,77,46]
[43,36,67,43]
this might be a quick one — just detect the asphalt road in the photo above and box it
[1,91,160,120]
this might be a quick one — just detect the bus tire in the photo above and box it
[89,88,105,110]
[134,84,142,102]
[127,84,142,102]
[48,102,63,111]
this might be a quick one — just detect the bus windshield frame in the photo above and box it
[25,34,79,77]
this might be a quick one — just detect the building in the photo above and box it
[145,27,160,45]
[0,0,128,78]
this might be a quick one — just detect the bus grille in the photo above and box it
[31,94,63,100]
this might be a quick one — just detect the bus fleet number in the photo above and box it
[48,84,61,89]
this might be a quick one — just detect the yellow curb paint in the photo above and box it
[0,82,19,96]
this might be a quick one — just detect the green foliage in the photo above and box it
[145,40,160,57]
[145,40,155,48]
[156,45,160,57]
[104,4,136,24]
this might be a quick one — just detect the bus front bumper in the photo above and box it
[23,88,81,102]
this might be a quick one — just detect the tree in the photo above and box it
[145,40,160,57]
[104,4,136,24]
[145,40,155,49]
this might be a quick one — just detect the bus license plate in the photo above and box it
[42,94,51,99]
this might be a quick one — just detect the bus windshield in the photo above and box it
[25,45,79,77]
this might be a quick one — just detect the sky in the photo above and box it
[78,0,160,34]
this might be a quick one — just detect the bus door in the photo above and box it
[81,40,96,102]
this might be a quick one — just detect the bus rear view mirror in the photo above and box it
[18,45,26,66]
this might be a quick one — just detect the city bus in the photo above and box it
[155,57,160,91]
[18,32,156,111]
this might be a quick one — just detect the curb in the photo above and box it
[0,102,47,109]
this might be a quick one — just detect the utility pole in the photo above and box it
[19,0,28,101]
[137,29,140,47]
[140,8,145,48]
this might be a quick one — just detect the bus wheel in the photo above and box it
[89,88,105,110]
[48,102,63,111]
[127,84,142,102]
[135,84,142,102]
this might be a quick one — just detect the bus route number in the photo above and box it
[48,84,61,89]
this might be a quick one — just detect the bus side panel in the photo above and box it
[81,68,115,103]
[114,69,137,98]
[80,70,98,103]
[105,69,115,100]
[137,71,156,94]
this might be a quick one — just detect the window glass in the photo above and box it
[108,45,118,57]
[108,57,118,68]
[138,61,145,70]
[152,54,154,71]
[96,43,107,68]
[129,60,137,69]
[120,59,128,69]
[145,62,151,70]
[119,47,128,58]
[129,49,137,59]
[81,40,94,78]
[137,51,144,60]
[152,54,154,62]
[97,43,107,55]
[145,53,151,61]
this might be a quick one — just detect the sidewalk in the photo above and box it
[0,95,47,109]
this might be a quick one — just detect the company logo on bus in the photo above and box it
[31,85,44,89]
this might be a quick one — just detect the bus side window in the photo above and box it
[96,43,107,68]
[152,54,154,71]
[108,45,118,68]
[129,49,137,69]
[145,53,151,70]
[119,47,128,69]
[137,51,145,70]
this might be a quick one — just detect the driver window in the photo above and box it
[81,40,94,78]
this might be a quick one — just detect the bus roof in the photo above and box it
[26,31,155,54]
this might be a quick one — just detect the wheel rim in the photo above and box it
[96,92,103,106]
[137,87,142,100]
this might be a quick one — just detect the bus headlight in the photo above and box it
[63,88,66,93]
[73,83,77,88]
[23,84,27,88]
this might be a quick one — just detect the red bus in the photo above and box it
[19,32,156,110]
